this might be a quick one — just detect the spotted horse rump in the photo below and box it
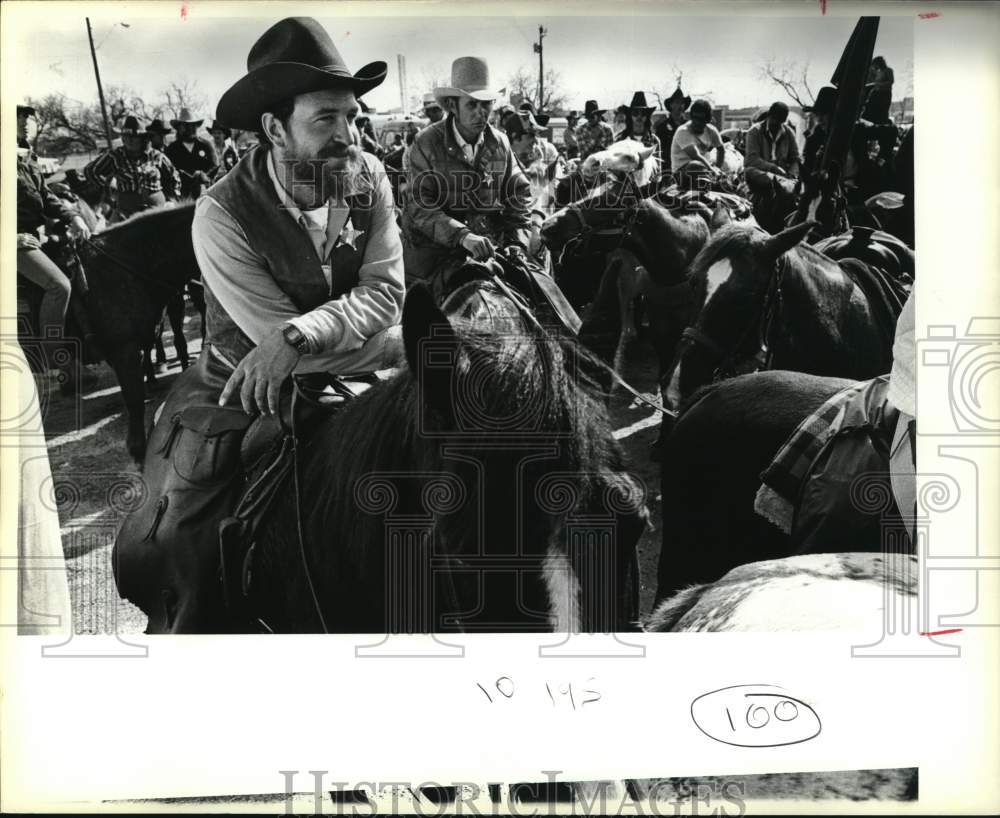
[645,553,916,632]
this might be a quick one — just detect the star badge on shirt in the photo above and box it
[338,216,366,249]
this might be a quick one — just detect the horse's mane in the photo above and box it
[687,221,763,282]
[296,288,621,568]
[95,200,197,241]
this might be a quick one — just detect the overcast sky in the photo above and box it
[9,4,913,116]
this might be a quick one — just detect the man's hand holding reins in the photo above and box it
[460,232,495,261]
[219,327,301,416]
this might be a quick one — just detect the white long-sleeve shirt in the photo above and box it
[192,151,405,374]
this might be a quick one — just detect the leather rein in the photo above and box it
[679,254,786,383]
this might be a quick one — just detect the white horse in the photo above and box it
[581,138,660,189]
[645,552,916,631]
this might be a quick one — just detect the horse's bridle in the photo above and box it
[556,191,642,268]
[678,254,787,384]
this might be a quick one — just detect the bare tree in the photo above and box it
[160,78,207,119]
[757,57,817,108]
[406,64,450,113]
[24,93,104,154]
[506,65,568,113]
[104,84,161,129]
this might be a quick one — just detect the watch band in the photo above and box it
[281,323,310,355]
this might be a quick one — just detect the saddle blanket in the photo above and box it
[755,375,894,536]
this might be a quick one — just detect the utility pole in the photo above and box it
[86,17,114,149]
[398,54,408,115]
[533,26,547,110]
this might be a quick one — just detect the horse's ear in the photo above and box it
[403,283,458,418]
[758,220,815,260]
[710,202,731,230]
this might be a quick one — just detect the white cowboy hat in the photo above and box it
[422,92,442,109]
[433,57,498,104]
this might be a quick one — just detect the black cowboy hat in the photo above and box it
[583,100,607,117]
[627,91,655,114]
[534,113,550,127]
[502,111,540,139]
[17,104,36,117]
[804,85,838,115]
[114,115,152,138]
[216,17,387,131]
[206,119,231,136]
[665,87,691,110]
[146,118,173,134]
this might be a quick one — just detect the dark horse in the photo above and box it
[79,203,200,460]
[142,278,647,633]
[663,219,904,411]
[656,370,860,605]
[541,182,740,375]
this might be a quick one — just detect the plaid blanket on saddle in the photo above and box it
[754,376,893,535]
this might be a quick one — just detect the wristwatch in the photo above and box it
[280,323,310,355]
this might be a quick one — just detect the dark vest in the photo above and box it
[203,146,374,365]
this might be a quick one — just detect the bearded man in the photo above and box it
[113,17,405,632]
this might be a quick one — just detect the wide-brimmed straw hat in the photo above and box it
[170,107,204,128]
[216,17,387,131]
[433,57,498,104]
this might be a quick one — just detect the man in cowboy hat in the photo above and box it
[802,86,837,178]
[654,86,690,158]
[164,107,218,199]
[502,111,561,261]
[207,120,239,181]
[422,92,444,124]
[115,16,405,632]
[744,101,801,196]
[669,98,725,186]
[563,110,580,159]
[146,117,173,151]
[83,115,181,220]
[401,55,532,296]
[618,91,662,165]
[17,103,95,392]
[573,99,615,161]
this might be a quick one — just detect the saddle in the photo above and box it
[112,350,381,633]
